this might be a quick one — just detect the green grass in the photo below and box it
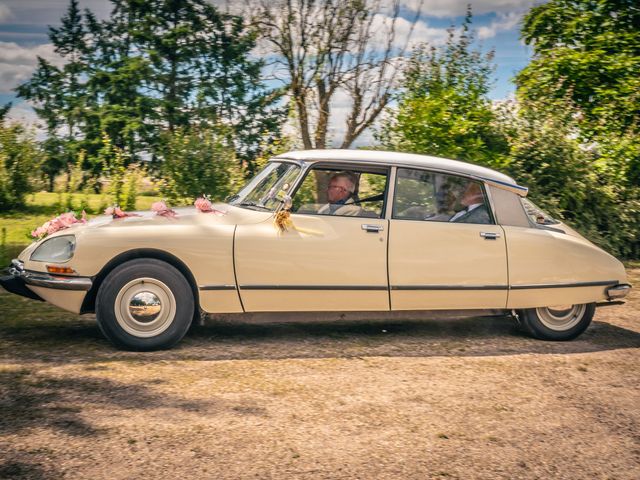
[25,191,162,213]
[0,191,163,263]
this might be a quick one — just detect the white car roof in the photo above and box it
[274,149,527,196]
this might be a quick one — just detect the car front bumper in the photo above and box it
[1,259,92,300]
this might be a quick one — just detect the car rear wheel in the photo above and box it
[517,303,595,341]
[96,259,194,351]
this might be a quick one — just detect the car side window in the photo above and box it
[393,168,493,224]
[292,167,388,218]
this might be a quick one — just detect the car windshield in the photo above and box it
[228,161,301,211]
[521,198,561,225]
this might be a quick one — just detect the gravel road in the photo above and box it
[1,267,638,479]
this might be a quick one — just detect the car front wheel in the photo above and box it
[517,303,596,341]
[96,259,194,351]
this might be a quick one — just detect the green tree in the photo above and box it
[515,0,640,257]
[499,100,640,258]
[377,11,508,166]
[17,0,284,184]
[517,0,640,139]
[88,0,283,171]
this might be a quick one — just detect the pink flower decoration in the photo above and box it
[194,196,213,212]
[194,196,226,215]
[104,205,140,219]
[31,211,86,240]
[151,200,177,218]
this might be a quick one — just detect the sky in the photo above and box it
[0,0,542,144]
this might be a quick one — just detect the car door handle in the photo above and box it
[480,232,500,240]
[362,224,384,233]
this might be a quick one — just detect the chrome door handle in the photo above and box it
[362,224,384,233]
[480,232,500,240]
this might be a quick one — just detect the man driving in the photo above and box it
[317,172,362,216]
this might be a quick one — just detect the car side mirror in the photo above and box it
[281,194,292,211]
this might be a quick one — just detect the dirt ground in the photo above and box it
[1,268,639,480]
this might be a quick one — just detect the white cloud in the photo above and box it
[0,41,61,92]
[398,0,536,18]
[477,11,522,39]
[372,14,450,50]
[0,3,12,22]
[0,0,112,24]
[4,101,47,140]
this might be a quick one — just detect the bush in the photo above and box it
[499,101,640,258]
[160,128,244,202]
[0,122,41,210]
[122,164,145,211]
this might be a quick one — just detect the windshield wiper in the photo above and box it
[237,201,272,211]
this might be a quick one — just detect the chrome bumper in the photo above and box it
[605,283,631,300]
[6,259,92,291]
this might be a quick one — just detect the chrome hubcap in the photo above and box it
[536,304,586,331]
[129,291,162,322]
[115,278,176,338]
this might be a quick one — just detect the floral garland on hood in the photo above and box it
[104,205,141,218]
[151,200,177,218]
[31,211,87,240]
[194,195,225,215]
[32,196,227,240]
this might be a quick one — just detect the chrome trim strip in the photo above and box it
[391,285,509,291]
[24,272,92,291]
[383,166,397,220]
[478,176,529,197]
[240,285,388,291]
[199,285,237,291]
[7,258,91,291]
[511,280,619,290]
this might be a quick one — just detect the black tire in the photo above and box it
[517,303,596,341]
[96,258,194,351]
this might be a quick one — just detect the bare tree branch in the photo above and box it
[249,0,421,149]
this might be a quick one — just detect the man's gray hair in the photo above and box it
[329,172,356,193]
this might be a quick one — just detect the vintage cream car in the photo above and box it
[1,150,631,350]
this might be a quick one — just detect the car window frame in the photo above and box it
[389,166,498,225]
[288,161,392,220]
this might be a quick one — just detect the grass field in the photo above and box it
[0,192,162,261]
[0,191,164,266]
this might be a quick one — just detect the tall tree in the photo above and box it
[251,0,419,149]
[378,11,508,166]
[88,0,283,171]
[17,0,284,183]
[516,0,640,140]
[515,0,640,257]
[16,0,93,187]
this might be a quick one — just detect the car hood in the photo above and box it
[77,203,266,230]
[17,203,270,261]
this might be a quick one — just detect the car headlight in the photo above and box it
[30,235,76,263]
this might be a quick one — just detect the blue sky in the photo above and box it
[0,0,540,139]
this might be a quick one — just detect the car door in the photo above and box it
[234,165,390,312]
[388,167,509,310]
